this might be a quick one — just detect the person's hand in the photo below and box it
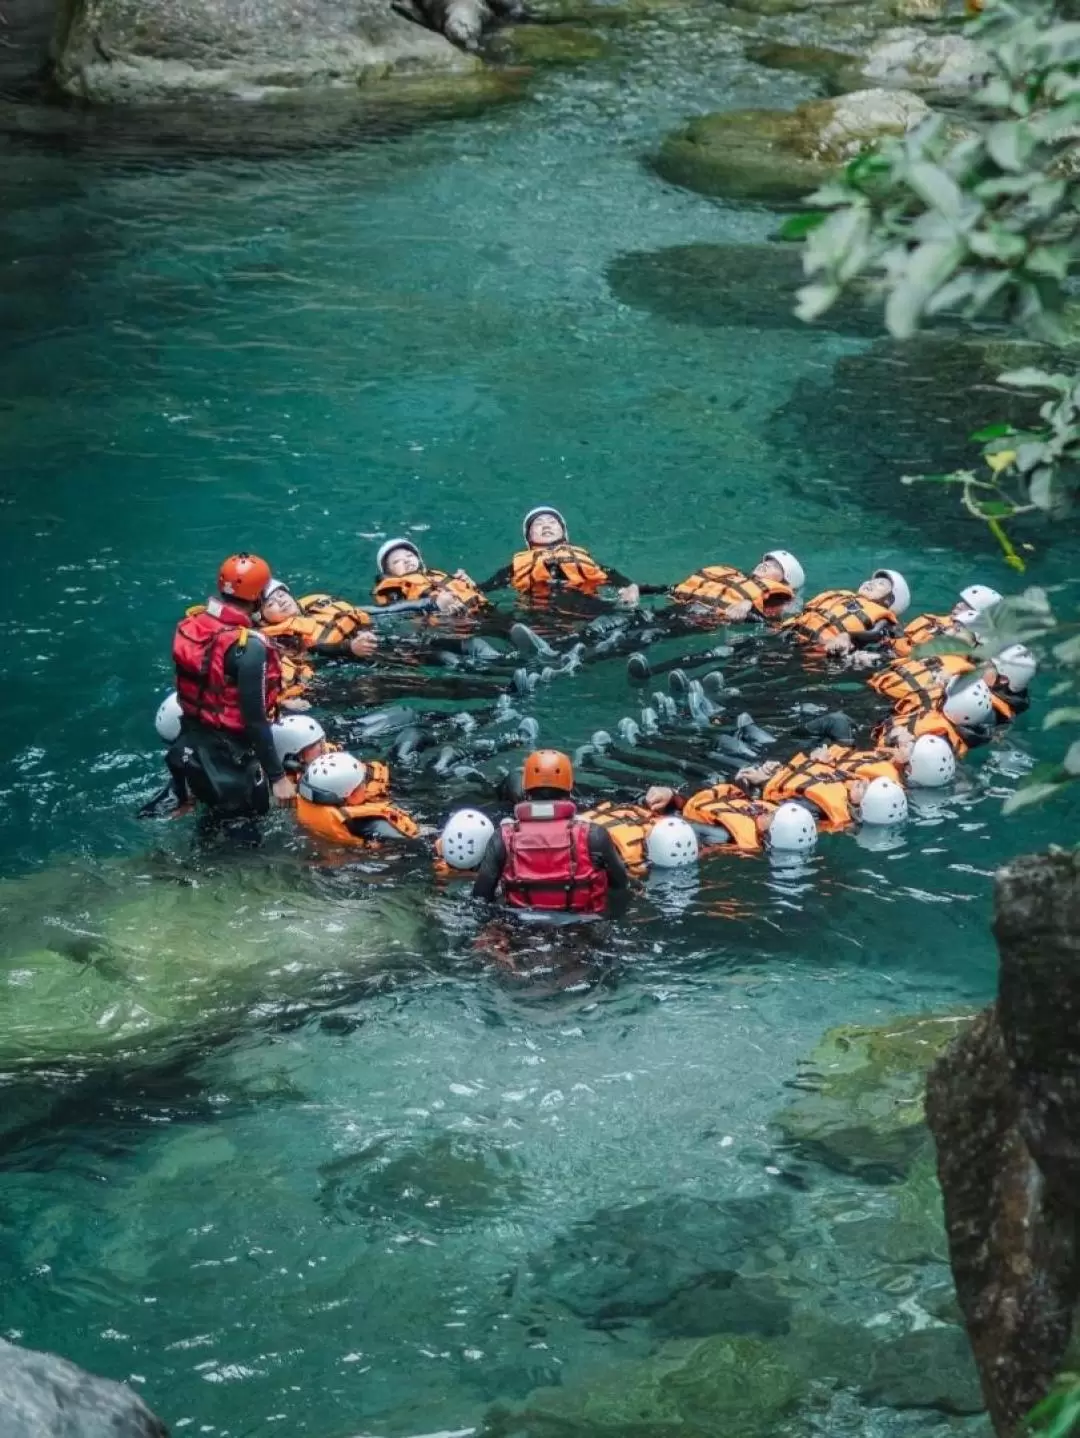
[645,785,675,812]
[434,589,465,616]
[617,584,640,607]
[849,779,867,806]
[349,630,378,659]
[272,775,297,806]
[824,633,853,656]
[849,650,878,671]
[723,600,753,623]
[453,569,472,582]
[809,744,831,762]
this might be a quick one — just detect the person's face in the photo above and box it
[528,513,566,546]
[262,588,300,622]
[387,546,421,577]
[753,557,783,582]
[298,739,326,766]
[756,810,773,836]
[858,577,893,604]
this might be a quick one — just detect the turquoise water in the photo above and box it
[2,10,1078,1436]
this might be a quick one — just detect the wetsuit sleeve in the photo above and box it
[472,830,507,900]
[233,638,285,782]
[849,620,897,649]
[478,566,513,594]
[637,583,670,596]
[587,825,629,890]
[342,816,423,843]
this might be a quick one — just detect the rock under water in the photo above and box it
[0,1337,168,1438]
[926,849,1080,1436]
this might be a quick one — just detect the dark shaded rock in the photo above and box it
[862,1327,984,1414]
[772,1012,974,1180]
[651,1272,792,1339]
[745,39,854,83]
[771,334,1052,551]
[926,850,1080,1435]
[653,88,929,206]
[607,242,885,337]
[533,1192,793,1322]
[51,0,479,102]
[0,1337,168,1437]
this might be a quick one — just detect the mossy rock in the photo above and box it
[653,88,930,206]
[486,23,612,65]
[745,40,854,81]
[531,0,701,22]
[360,65,531,107]
[772,1012,975,1178]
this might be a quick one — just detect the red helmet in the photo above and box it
[522,749,574,795]
[218,553,271,602]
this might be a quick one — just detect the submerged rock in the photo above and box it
[862,1327,983,1414]
[51,0,480,103]
[606,241,885,336]
[0,858,431,1068]
[772,1011,974,1178]
[485,22,612,64]
[0,1337,167,1437]
[653,88,930,205]
[926,850,1080,1435]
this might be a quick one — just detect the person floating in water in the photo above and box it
[372,538,490,618]
[295,750,421,849]
[169,553,295,821]
[641,783,819,855]
[258,577,379,661]
[888,583,1002,658]
[669,549,805,625]
[472,749,630,912]
[784,568,910,656]
[479,507,663,608]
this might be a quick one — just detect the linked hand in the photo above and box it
[349,631,378,659]
[272,775,297,806]
[616,584,640,607]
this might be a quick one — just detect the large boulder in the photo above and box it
[926,850,1080,1436]
[51,0,480,102]
[749,29,989,101]
[653,88,930,205]
[0,1337,167,1438]
[772,1011,974,1178]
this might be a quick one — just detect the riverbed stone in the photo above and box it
[862,1327,984,1414]
[0,1338,167,1438]
[531,1191,793,1322]
[829,29,991,99]
[772,1012,974,1178]
[653,88,930,205]
[51,0,480,103]
[485,22,612,63]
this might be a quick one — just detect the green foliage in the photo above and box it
[1026,1373,1080,1437]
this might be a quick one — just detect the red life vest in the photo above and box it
[172,598,282,736]
[500,800,609,913]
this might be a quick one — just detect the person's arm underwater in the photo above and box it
[234,637,292,797]
[472,829,508,901]
[477,565,514,595]
[587,824,630,891]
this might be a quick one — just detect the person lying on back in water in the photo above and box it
[472,749,630,912]
[478,507,666,608]
[720,748,907,832]
[668,549,805,624]
[372,538,490,617]
[784,568,911,656]
[169,553,295,819]
[258,577,379,660]
[640,783,818,855]
[887,583,1002,659]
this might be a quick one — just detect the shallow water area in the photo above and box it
[1,6,1077,1436]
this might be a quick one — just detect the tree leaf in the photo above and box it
[1003,780,1067,814]
[1064,739,1080,775]
[986,120,1033,172]
[1044,707,1080,729]
[794,282,842,322]
[999,368,1071,392]
[971,422,1016,441]
[907,161,965,221]
[778,211,827,241]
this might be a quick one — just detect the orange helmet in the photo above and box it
[218,553,271,602]
[522,749,574,795]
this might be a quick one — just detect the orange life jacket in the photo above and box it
[891,613,973,659]
[372,568,487,612]
[814,745,903,785]
[579,801,652,876]
[295,762,416,848]
[868,654,975,715]
[261,594,371,654]
[671,565,792,617]
[784,590,897,649]
[510,544,609,596]
[761,754,855,831]
[875,709,970,759]
[278,651,314,705]
[681,784,769,850]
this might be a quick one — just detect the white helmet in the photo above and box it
[762,549,805,591]
[767,801,818,853]
[993,643,1037,692]
[272,714,326,767]
[522,506,567,543]
[859,776,909,825]
[943,677,993,727]
[376,537,421,575]
[646,816,699,868]
[873,568,911,616]
[440,809,495,870]
[950,604,980,629]
[155,691,183,743]
[958,584,1003,615]
[907,734,956,788]
[300,751,367,802]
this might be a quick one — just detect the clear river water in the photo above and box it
[1,7,1078,1436]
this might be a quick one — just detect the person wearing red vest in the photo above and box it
[472,750,629,913]
[170,553,294,818]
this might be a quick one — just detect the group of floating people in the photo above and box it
[147,504,1038,918]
